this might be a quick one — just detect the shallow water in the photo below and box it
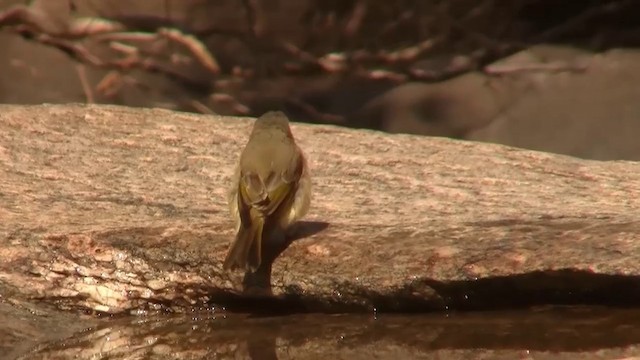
[12,306,640,359]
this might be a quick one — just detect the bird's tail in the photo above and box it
[223,216,264,272]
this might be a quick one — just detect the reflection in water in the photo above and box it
[17,306,640,359]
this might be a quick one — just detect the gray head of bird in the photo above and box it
[251,111,293,138]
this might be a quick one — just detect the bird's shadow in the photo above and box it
[241,220,329,296]
[286,220,330,243]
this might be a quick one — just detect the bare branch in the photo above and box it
[157,27,221,75]
[484,61,590,76]
[75,64,94,103]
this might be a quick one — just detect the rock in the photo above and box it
[469,46,640,160]
[348,71,527,138]
[349,45,640,160]
[1,103,640,317]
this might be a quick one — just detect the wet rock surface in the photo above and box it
[1,103,640,357]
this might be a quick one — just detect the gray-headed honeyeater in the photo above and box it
[223,111,311,272]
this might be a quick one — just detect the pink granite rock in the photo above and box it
[1,103,640,316]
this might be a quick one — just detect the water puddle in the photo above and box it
[10,306,640,359]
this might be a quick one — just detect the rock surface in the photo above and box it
[1,103,640,317]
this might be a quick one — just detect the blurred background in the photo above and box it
[1,0,640,160]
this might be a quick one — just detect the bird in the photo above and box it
[223,111,311,272]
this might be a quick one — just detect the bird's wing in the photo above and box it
[239,158,303,217]
[263,151,304,215]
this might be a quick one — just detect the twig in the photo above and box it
[95,71,123,98]
[284,98,345,125]
[436,1,519,54]
[535,0,636,42]
[210,93,250,115]
[94,32,158,43]
[408,54,478,81]
[0,4,66,35]
[35,33,105,66]
[379,39,437,63]
[66,17,125,37]
[484,61,590,75]
[377,10,415,39]
[241,0,259,38]
[75,64,94,103]
[108,41,139,56]
[344,0,367,38]
[364,69,407,82]
[0,4,123,38]
[98,29,221,76]
[157,27,221,75]
[188,100,215,115]
[278,41,325,70]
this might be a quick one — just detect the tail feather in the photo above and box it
[223,217,264,271]
[246,217,264,271]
